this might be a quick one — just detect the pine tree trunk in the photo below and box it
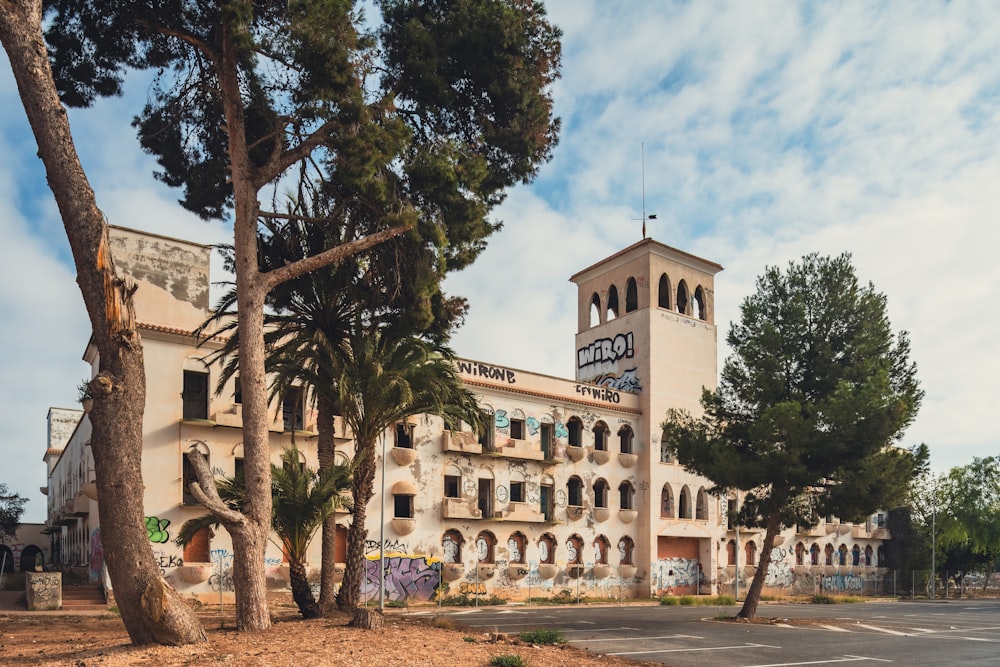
[348,607,384,630]
[289,558,321,619]
[737,512,781,620]
[337,443,378,610]
[0,0,205,646]
[316,394,338,610]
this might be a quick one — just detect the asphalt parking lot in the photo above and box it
[421,599,1000,666]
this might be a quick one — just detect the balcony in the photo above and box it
[493,503,545,523]
[441,429,482,455]
[491,438,544,461]
[441,497,482,520]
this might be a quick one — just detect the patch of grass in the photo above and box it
[518,628,566,645]
[678,595,696,605]
[663,594,736,606]
[385,599,407,608]
[811,594,835,604]
[439,593,505,607]
[660,595,679,605]
[463,635,477,643]
[709,595,736,605]
[489,654,527,667]
[433,616,456,630]
[107,605,120,615]
[811,594,863,604]
[714,611,734,620]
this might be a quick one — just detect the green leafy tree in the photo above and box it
[661,253,924,619]
[179,448,353,618]
[332,321,486,618]
[0,484,28,542]
[41,0,560,632]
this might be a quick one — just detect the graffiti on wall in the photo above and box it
[592,368,643,394]
[89,528,104,582]
[145,516,170,543]
[574,384,625,403]
[822,573,864,592]
[153,550,183,575]
[765,547,793,587]
[456,361,516,384]
[210,549,235,592]
[365,539,410,555]
[361,555,441,603]
[653,557,699,594]
[577,333,634,374]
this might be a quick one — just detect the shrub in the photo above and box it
[709,595,736,605]
[489,654,527,667]
[439,593,505,607]
[678,595,695,605]
[463,636,477,643]
[660,595,679,605]
[811,594,835,604]
[433,616,456,630]
[518,628,566,645]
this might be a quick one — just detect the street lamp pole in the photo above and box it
[930,477,936,600]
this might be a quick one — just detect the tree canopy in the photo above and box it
[0,484,28,541]
[661,252,924,618]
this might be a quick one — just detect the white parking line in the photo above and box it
[854,624,907,635]
[571,633,703,643]
[818,624,852,632]
[743,655,891,666]
[609,642,779,656]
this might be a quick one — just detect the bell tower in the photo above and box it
[570,238,723,593]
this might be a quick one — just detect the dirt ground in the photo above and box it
[0,594,661,667]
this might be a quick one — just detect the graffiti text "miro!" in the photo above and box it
[577,333,634,372]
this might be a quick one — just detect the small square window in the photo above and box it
[510,481,524,503]
[510,419,525,440]
[395,423,413,448]
[444,475,461,499]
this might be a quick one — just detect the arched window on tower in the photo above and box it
[589,293,601,327]
[676,280,689,316]
[694,285,707,321]
[607,285,619,320]
[592,421,609,451]
[678,485,691,519]
[660,484,674,518]
[695,487,709,520]
[658,274,671,309]
[625,277,638,312]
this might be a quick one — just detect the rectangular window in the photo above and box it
[395,423,413,448]
[182,454,200,505]
[509,419,525,440]
[444,475,461,499]
[510,481,525,503]
[234,457,245,481]
[540,484,553,521]
[478,423,495,451]
[233,377,242,405]
[182,371,209,420]
[394,495,413,519]
[540,423,553,458]
[477,478,493,517]
[282,387,304,431]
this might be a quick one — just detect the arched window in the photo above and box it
[851,545,861,566]
[443,530,464,563]
[618,536,635,565]
[694,286,707,321]
[592,421,609,451]
[865,545,873,566]
[567,476,584,507]
[676,280,689,316]
[567,417,583,447]
[745,541,757,566]
[443,464,462,499]
[618,425,634,454]
[0,545,13,573]
[593,479,609,508]
[538,533,556,564]
[476,531,496,564]
[657,274,671,309]
[795,542,805,566]
[619,481,635,510]
[810,543,820,565]
[183,527,211,563]
[727,539,737,565]
[607,285,619,320]
[589,293,601,327]
[19,545,43,573]
[593,535,611,564]
[625,277,638,312]
[678,485,691,519]
[695,487,708,520]
[838,544,848,566]
[877,545,886,566]
[824,544,835,566]
[660,484,674,518]
[566,534,584,564]
[508,532,527,564]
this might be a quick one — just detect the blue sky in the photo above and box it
[3,1,999,522]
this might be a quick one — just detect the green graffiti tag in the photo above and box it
[145,516,170,543]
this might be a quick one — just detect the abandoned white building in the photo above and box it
[42,226,890,604]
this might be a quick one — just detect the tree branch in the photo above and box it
[253,119,337,188]
[186,448,245,526]
[261,224,411,292]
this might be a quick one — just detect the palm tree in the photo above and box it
[333,319,486,618]
[177,448,353,619]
